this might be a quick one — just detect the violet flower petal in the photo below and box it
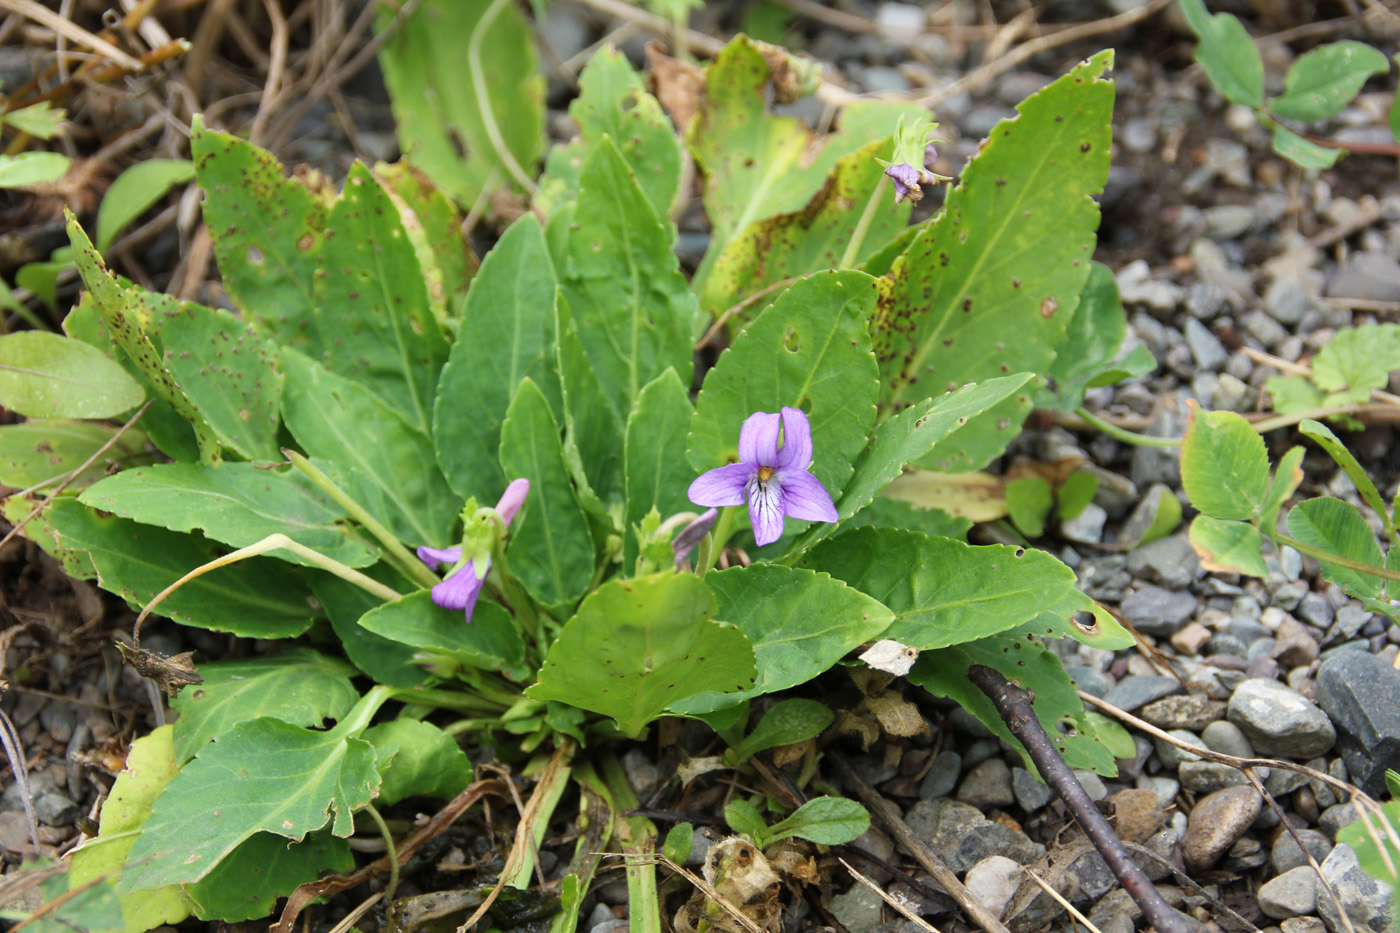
[747,476,786,547]
[774,406,813,470]
[778,469,839,523]
[923,142,938,171]
[688,462,753,507]
[737,410,781,465]
[884,162,923,204]
[432,558,487,615]
[417,545,463,572]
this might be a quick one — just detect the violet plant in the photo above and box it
[0,18,1151,931]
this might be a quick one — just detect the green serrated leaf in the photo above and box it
[363,718,473,805]
[670,565,893,715]
[726,698,834,762]
[766,796,870,846]
[69,726,193,932]
[170,649,359,764]
[701,137,912,318]
[97,159,195,252]
[1180,0,1264,107]
[67,217,221,462]
[120,707,380,890]
[624,368,695,571]
[0,421,153,490]
[376,0,544,205]
[909,630,1116,774]
[1270,123,1343,169]
[281,349,457,548]
[47,497,317,637]
[689,271,880,504]
[527,571,756,737]
[80,462,377,569]
[434,215,558,503]
[872,51,1114,449]
[191,116,326,352]
[499,378,595,607]
[1313,323,1400,400]
[1180,404,1271,521]
[359,591,527,678]
[1272,41,1389,122]
[316,163,450,433]
[1287,496,1386,598]
[1006,476,1053,538]
[0,151,70,188]
[538,47,681,218]
[0,331,144,419]
[801,526,1077,650]
[1189,514,1269,578]
[1267,374,1328,415]
[559,137,696,426]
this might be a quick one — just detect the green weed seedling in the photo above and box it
[1181,0,1395,169]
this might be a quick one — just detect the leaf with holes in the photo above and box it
[191,116,326,352]
[315,163,450,435]
[870,52,1113,468]
[909,629,1117,774]
[537,47,681,219]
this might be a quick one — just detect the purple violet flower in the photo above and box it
[417,478,529,622]
[687,407,839,547]
[884,162,928,205]
[672,508,718,565]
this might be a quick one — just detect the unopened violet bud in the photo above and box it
[496,478,530,527]
[417,545,463,572]
[923,142,938,172]
[673,508,718,565]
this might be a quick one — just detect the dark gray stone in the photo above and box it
[920,750,962,799]
[1120,586,1198,636]
[1012,766,1053,813]
[957,758,1014,809]
[903,798,1043,875]
[1315,651,1400,796]
[1271,828,1333,874]
[1228,678,1336,759]
[1258,865,1318,919]
[1316,843,1394,932]
[1102,675,1182,712]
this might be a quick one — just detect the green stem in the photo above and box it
[443,717,503,736]
[1074,407,1183,448]
[364,804,400,904]
[284,449,439,590]
[470,0,537,195]
[1251,403,1394,433]
[490,542,540,650]
[697,506,737,576]
[332,685,395,738]
[1274,533,1400,584]
[839,175,888,269]
[388,685,507,712]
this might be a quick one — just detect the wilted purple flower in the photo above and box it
[688,408,838,547]
[417,478,529,622]
[884,162,931,205]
